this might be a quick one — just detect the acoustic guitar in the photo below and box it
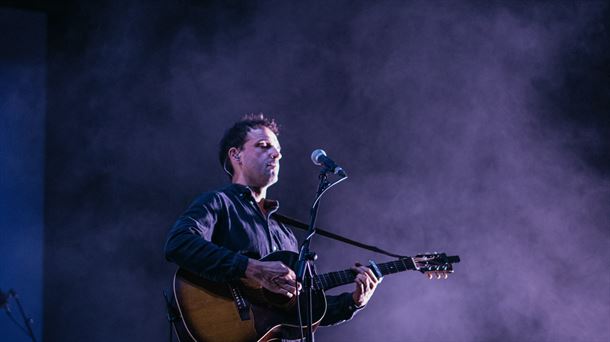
[172,250,459,342]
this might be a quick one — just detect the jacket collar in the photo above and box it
[225,183,280,212]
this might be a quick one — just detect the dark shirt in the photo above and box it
[165,183,362,326]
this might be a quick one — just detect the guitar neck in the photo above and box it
[314,258,417,291]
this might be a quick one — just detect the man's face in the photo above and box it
[236,126,282,188]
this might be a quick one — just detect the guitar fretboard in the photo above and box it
[314,258,417,291]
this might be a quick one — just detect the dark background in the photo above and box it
[2,1,609,341]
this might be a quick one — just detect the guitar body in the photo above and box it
[173,251,327,342]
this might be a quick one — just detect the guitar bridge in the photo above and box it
[228,283,251,321]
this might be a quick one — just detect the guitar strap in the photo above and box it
[272,213,409,259]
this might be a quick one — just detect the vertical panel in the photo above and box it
[0,8,46,342]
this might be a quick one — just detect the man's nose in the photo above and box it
[270,148,282,160]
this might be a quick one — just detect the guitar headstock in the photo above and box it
[412,253,460,280]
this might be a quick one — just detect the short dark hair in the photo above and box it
[218,113,280,176]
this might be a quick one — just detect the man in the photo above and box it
[165,114,380,337]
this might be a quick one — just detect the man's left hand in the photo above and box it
[351,263,381,308]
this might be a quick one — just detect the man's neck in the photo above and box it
[248,186,266,203]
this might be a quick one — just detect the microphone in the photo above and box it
[310,149,347,177]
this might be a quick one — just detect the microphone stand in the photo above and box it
[295,167,347,342]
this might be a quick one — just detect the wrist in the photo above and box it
[351,293,365,309]
[245,258,259,279]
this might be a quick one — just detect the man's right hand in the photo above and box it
[245,259,300,298]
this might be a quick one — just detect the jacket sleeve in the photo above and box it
[320,292,364,326]
[164,192,249,282]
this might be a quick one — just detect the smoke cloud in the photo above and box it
[42,1,609,341]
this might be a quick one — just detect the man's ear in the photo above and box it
[228,147,241,162]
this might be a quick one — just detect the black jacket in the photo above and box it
[165,183,363,326]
